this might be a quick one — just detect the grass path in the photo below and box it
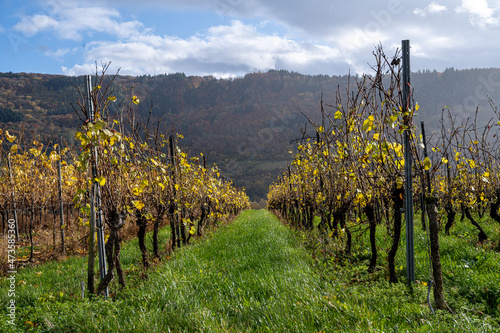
[117,209,334,332]
[2,209,499,332]
[2,210,334,332]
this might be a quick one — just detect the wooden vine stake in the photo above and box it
[57,145,66,254]
[7,155,19,242]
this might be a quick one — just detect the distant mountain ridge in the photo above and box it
[1,68,499,200]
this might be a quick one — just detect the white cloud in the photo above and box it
[10,0,500,77]
[414,2,448,17]
[63,20,342,77]
[13,0,146,40]
[47,48,70,58]
[334,27,388,53]
[0,24,5,33]
[428,2,448,13]
[14,14,58,37]
[456,0,499,27]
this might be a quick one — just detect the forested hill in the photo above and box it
[1,68,499,201]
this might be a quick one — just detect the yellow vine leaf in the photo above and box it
[49,151,60,162]
[394,143,403,155]
[132,200,145,210]
[423,156,432,171]
[396,159,405,169]
[5,131,16,143]
[95,120,106,130]
[362,115,375,132]
[95,176,106,186]
[29,148,41,157]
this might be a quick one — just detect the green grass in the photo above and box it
[1,210,500,332]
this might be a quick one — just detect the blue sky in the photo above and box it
[2,0,500,77]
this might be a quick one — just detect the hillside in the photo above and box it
[1,68,499,200]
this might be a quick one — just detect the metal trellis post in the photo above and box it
[85,75,108,298]
[402,39,415,285]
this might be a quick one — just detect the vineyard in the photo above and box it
[267,46,500,311]
[1,46,500,331]
[0,69,250,296]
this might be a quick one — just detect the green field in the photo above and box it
[1,210,499,332]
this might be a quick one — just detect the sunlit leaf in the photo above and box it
[423,156,432,171]
[95,176,106,186]
[132,200,145,210]
[5,130,16,143]
[362,115,375,132]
